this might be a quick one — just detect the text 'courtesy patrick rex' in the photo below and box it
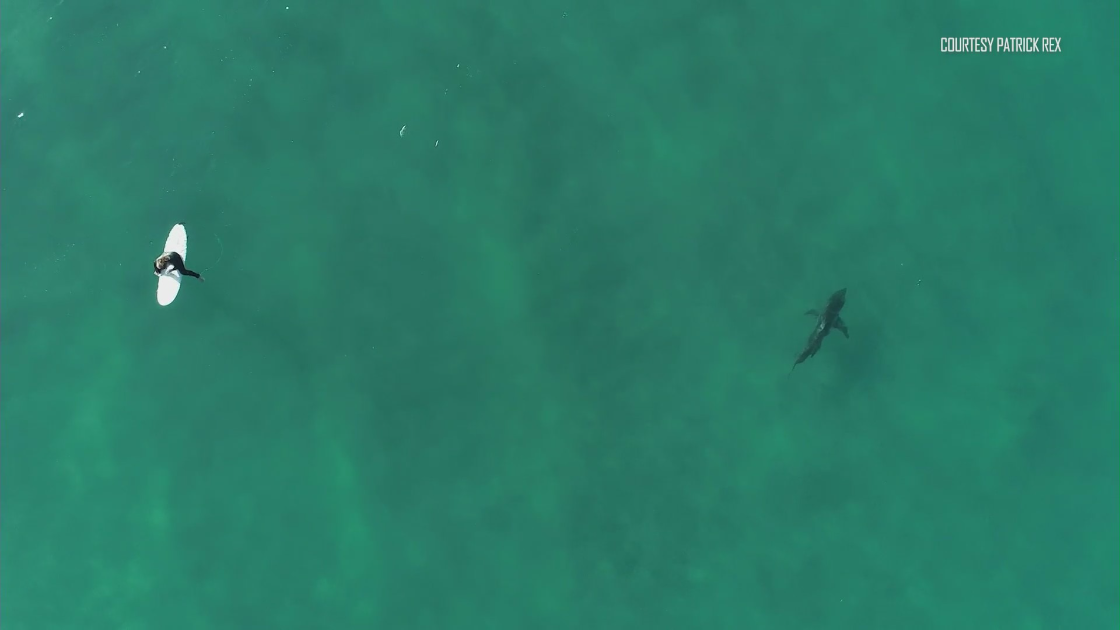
[941,37,1062,53]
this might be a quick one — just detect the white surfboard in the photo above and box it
[156,224,188,306]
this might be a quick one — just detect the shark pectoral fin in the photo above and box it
[805,309,819,317]
[835,317,849,338]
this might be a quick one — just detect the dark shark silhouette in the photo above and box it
[791,288,848,372]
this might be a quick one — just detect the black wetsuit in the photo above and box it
[156,252,203,280]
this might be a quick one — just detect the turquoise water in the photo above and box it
[2,0,1117,627]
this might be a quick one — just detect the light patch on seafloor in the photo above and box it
[59,334,134,494]
[325,438,376,560]
[0,0,59,76]
[122,560,155,600]
[313,576,335,601]
[64,404,117,486]
[144,470,172,537]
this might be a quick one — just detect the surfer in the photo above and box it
[154,251,204,281]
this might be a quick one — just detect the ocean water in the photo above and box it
[2,0,1117,628]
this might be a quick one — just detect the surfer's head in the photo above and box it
[154,253,173,275]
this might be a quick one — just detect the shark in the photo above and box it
[791,288,849,373]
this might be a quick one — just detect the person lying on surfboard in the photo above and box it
[154,251,204,281]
